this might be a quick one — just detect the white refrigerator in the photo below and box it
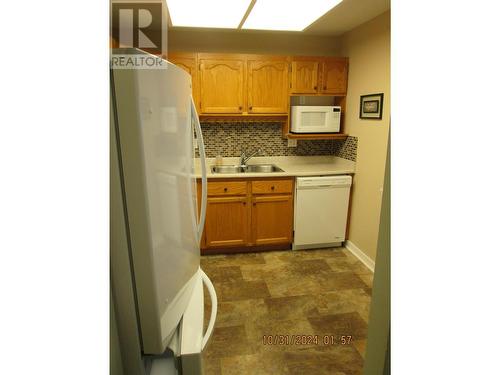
[110,48,215,375]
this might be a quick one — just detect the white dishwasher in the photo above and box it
[293,175,352,250]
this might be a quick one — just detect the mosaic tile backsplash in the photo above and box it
[199,122,357,162]
[332,134,357,162]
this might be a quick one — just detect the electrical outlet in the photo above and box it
[288,139,297,147]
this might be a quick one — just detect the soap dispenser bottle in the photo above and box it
[215,152,223,166]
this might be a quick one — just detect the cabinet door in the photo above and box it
[290,60,319,94]
[205,196,249,248]
[247,60,289,113]
[251,195,293,246]
[199,58,245,114]
[320,58,348,95]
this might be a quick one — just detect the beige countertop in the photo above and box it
[194,156,355,179]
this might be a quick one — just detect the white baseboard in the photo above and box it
[344,240,375,273]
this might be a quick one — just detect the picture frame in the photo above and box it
[359,93,384,120]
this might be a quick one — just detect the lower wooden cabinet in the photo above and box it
[205,196,249,248]
[251,195,293,245]
[198,177,294,253]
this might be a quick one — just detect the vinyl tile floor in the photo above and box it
[201,247,374,375]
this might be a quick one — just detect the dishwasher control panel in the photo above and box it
[296,176,352,188]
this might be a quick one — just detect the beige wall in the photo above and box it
[168,28,342,55]
[340,11,390,261]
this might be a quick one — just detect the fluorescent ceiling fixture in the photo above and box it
[167,0,252,28]
[243,0,343,31]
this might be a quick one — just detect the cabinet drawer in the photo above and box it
[251,179,293,195]
[207,181,247,196]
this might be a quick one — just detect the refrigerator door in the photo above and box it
[178,268,218,374]
[191,96,207,247]
[112,50,200,355]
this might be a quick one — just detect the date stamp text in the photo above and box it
[262,335,353,346]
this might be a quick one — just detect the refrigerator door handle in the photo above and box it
[191,97,207,245]
[200,269,217,350]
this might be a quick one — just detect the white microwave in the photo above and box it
[291,106,341,133]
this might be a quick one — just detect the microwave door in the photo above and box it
[291,106,340,133]
[302,111,327,133]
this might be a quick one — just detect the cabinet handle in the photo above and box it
[243,202,246,205]
[238,106,242,111]
[249,106,253,111]
[314,86,317,90]
[323,86,327,90]
[253,202,256,206]
[224,187,228,192]
[271,186,275,190]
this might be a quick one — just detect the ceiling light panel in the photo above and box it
[167,0,252,28]
[243,0,343,31]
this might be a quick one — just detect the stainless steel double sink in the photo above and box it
[211,164,284,174]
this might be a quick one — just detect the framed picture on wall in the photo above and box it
[360,93,384,119]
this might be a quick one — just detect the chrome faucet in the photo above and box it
[240,148,261,166]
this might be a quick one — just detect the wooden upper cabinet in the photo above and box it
[167,52,200,112]
[320,58,348,95]
[247,58,289,114]
[290,56,348,96]
[199,56,245,114]
[169,53,348,120]
[290,59,319,94]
